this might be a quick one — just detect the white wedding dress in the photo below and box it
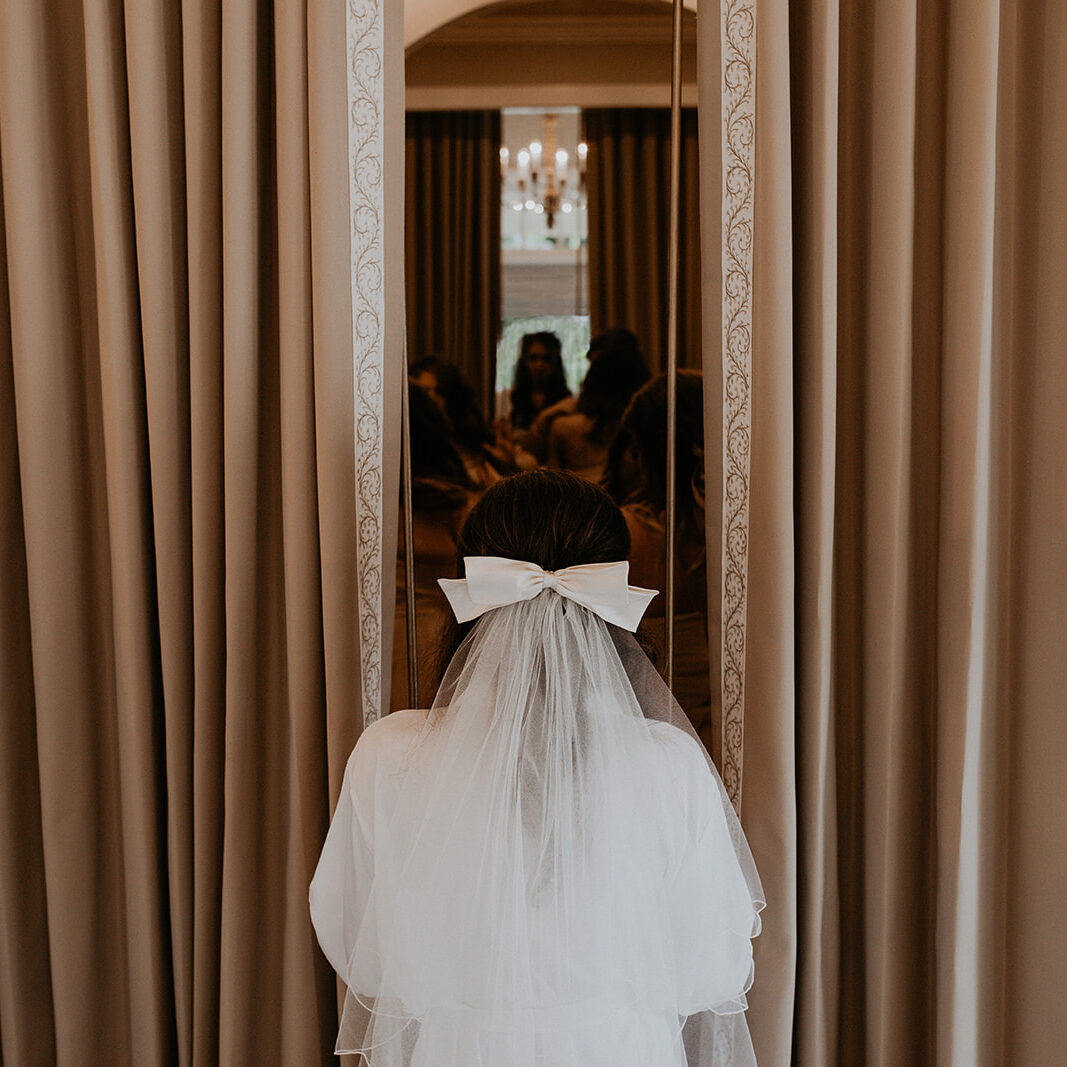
[311,590,762,1065]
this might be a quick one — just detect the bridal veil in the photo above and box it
[311,567,763,1065]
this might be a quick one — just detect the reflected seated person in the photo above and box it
[391,382,479,711]
[410,354,525,488]
[605,371,714,749]
[507,331,571,442]
[546,328,650,483]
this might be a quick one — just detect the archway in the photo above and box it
[405,0,698,50]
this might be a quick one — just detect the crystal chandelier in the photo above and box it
[500,114,586,230]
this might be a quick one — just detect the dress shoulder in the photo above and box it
[646,719,709,772]
[344,710,429,803]
[645,720,724,839]
[356,707,428,745]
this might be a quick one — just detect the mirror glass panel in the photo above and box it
[396,0,712,753]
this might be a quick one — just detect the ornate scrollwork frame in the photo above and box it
[347,0,386,726]
[720,0,755,811]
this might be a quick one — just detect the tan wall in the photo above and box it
[405,0,698,49]
[406,0,697,109]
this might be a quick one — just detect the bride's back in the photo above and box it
[311,471,762,1066]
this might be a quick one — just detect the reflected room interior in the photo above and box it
[395,0,713,751]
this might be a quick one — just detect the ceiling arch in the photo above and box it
[405,0,698,50]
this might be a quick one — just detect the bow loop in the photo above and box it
[439,557,657,632]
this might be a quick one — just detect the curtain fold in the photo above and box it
[0,138,57,1066]
[699,0,1067,1063]
[0,0,375,1062]
[405,109,501,416]
[584,107,702,372]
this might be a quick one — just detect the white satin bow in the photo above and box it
[438,556,658,632]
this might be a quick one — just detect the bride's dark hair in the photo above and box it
[431,470,633,684]
[459,469,630,571]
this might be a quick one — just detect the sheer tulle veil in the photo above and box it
[311,564,763,1065]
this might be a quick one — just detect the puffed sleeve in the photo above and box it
[662,732,762,1016]
[309,740,377,988]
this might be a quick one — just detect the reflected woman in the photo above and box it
[390,382,478,711]
[546,328,650,482]
[410,355,507,488]
[508,331,570,432]
[605,371,713,748]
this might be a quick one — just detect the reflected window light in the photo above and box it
[530,140,542,158]
[556,148,568,168]
[525,199,536,211]
[577,142,588,159]
[518,149,530,167]
[500,146,510,164]
[512,201,524,212]
[534,203,545,214]
[561,202,574,214]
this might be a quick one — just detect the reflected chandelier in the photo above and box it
[500,114,586,229]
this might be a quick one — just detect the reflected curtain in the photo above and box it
[405,110,501,416]
[0,0,379,1062]
[584,108,702,372]
[698,0,1067,1064]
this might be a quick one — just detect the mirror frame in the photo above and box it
[345,0,756,811]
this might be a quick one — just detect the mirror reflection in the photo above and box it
[396,0,709,748]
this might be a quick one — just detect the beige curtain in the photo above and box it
[0,0,392,1062]
[584,108,702,372]
[405,110,501,416]
[699,0,1067,1064]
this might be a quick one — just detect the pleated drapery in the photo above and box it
[584,108,703,372]
[0,0,399,1061]
[405,109,501,416]
[2,0,1065,1063]
[698,0,1067,1063]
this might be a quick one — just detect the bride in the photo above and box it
[310,470,763,1065]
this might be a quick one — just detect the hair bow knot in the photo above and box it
[439,557,657,632]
